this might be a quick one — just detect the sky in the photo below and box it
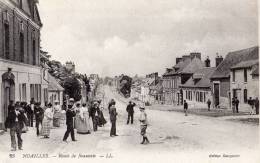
[38,0,258,77]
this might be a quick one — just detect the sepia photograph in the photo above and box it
[0,0,259,162]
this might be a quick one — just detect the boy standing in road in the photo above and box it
[139,106,149,144]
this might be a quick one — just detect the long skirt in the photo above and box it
[41,120,51,136]
[140,125,147,136]
[77,117,91,134]
[53,117,60,127]
[97,111,107,127]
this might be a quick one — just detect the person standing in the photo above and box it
[235,97,239,113]
[139,106,149,144]
[255,97,259,115]
[248,97,255,115]
[231,98,236,113]
[74,103,81,130]
[63,104,77,142]
[207,99,211,111]
[53,100,62,127]
[25,101,34,127]
[8,103,27,151]
[108,99,115,113]
[41,103,53,138]
[34,102,44,136]
[90,101,99,131]
[97,100,107,127]
[109,104,118,137]
[184,100,188,116]
[126,101,136,124]
[77,103,91,134]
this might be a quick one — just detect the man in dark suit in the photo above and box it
[8,103,27,151]
[34,102,44,136]
[90,102,99,131]
[25,99,34,127]
[109,104,118,137]
[235,97,239,113]
[63,105,77,142]
[126,101,136,124]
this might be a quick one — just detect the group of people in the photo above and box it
[5,96,151,151]
[247,97,259,115]
[4,98,63,151]
[63,98,107,142]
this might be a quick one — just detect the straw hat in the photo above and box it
[69,98,75,102]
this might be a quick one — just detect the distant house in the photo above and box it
[149,78,163,104]
[230,60,259,111]
[162,53,204,105]
[48,74,64,106]
[210,46,259,109]
[181,67,216,108]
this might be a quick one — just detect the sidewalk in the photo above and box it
[147,104,251,117]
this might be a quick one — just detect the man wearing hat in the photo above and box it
[139,105,149,144]
[126,101,136,124]
[90,101,99,131]
[34,102,44,136]
[63,104,77,142]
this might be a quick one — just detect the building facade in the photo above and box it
[162,53,203,105]
[0,0,42,129]
[211,46,258,109]
[230,60,259,111]
[181,67,216,108]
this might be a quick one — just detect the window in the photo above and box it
[244,69,247,82]
[232,70,235,82]
[244,89,247,103]
[199,92,203,102]
[32,40,36,65]
[4,23,10,59]
[19,83,27,101]
[19,33,24,62]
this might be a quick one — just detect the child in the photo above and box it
[139,106,149,144]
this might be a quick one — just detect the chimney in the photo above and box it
[215,53,223,67]
[176,57,182,64]
[190,52,201,60]
[205,56,210,67]
[166,68,172,73]
[182,55,191,61]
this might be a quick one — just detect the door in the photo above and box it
[214,83,220,107]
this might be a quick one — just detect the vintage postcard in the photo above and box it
[0,0,259,163]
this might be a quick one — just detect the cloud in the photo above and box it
[38,0,258,77]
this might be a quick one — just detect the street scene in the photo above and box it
[0,0,259,163]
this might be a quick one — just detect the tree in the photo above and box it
[63,77,82,101]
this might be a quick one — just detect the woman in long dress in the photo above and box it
[53,100,61,127]
[77,103,91,134]
[74,103,81,130]
[41,103,53,138]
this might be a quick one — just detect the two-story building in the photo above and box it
[0,0,42,129]
[162,53,204,105]
[210,46,258,109]
[230,60,259,111]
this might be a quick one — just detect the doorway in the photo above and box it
[214,83,220,107]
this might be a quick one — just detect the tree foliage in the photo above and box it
[63,77,82,101]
